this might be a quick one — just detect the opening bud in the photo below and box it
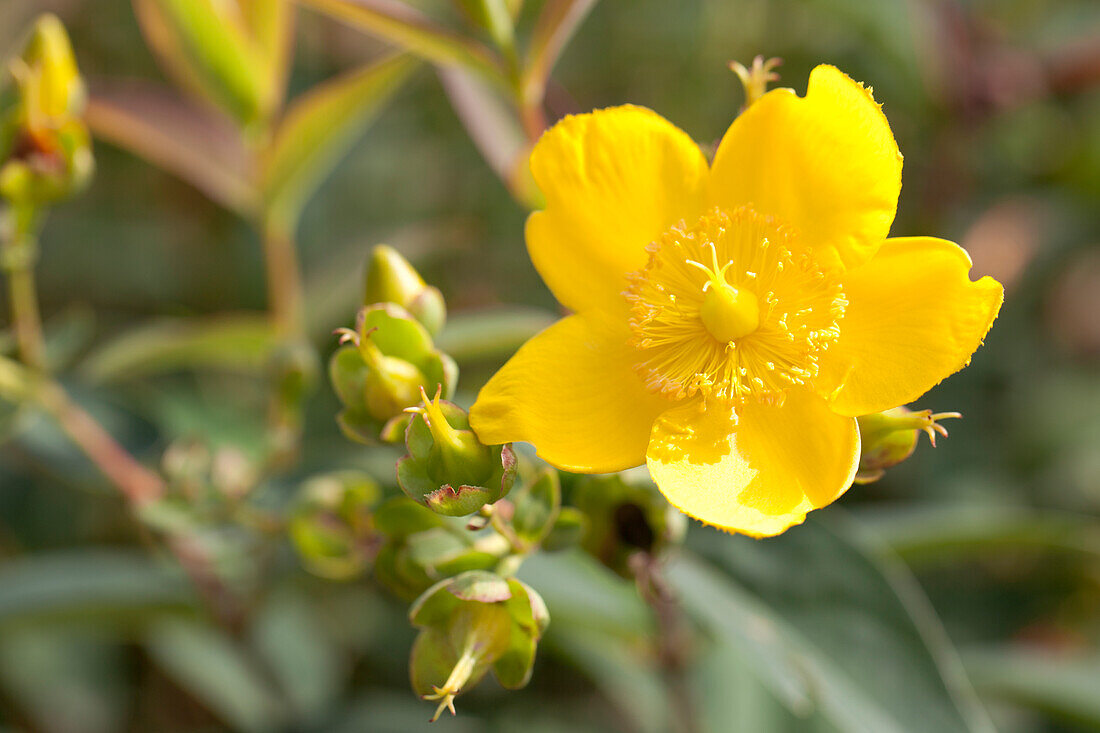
[329,304,457,444]
[397,387,516,517]
[855,406,961,483]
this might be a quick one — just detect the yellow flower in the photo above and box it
[468,65,1003,537]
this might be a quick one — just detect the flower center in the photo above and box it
[624,206,847,405]
[689,246,760,342]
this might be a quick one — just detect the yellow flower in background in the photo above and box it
[469,65,1003,537]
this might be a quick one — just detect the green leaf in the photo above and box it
[145,618,287,732]
[79,314,276,383]
[262,53,418,229]
[855,504,1100,565]
[672,517,995,733]
[523,0,597,103]
[132,0,270,125]
[549,624,671,733]
[297,0,505,88]
[435,307,557,363]
[85,82,255,214]
[962,647,1100,728]
[437,66,535,206]
[251,589,345,721]
[240,0,297,112]
[0,550,194,629]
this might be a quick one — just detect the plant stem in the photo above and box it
[36,381,165,505]
[633,553,701,733]
[261,217,304,338]
[1,204,45,370]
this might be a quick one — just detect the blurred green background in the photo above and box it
[1,0,1099,731]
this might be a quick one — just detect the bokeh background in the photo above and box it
[1,0,1099,731]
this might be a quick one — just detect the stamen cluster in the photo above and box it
[624,206,847,405]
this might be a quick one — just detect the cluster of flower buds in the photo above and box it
[331,306,457,445]
[0,15,93,207]
[855,406,961,483]
[409,570,548,722]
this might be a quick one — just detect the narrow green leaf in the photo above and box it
[438,66,537,206]
[963,647,1100,728]
[296,0,506,88]
[132,0,270,125]
[79,314,277,383]
[146,618,287,732]
[672,518,996,733]
[86,82,256,214]
[523,0,597,102]
[0,550,194,629]
[856,504,1100,565]
[262,53,418,229]
[240,0,297,112]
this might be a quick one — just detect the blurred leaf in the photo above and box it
[438,66,536,206]
[435,307,557,363]
[240,0,297,112]
[146,618,287,732]
[0,354,33,404]
[856,504,1100,565]
[672,518,995,733]
[962,647,1100,728]
[262,53,418,229]
[132,0,270,125]
[0,630,127,733]
[0,550,194,629]
[251,588,346,721]
[79,314,276,383]
[549,624,670,733]
[86,81,256,214]
[297,0,506,88]
[523,0,597,101]
[453,0,515,51]
[518,550,652,639]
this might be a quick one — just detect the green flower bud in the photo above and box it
[1,15,93,207]
[409,570,548,721]
[397,387,516,516]
[569,473,686,578]
[289,470,381,580]
[855,406,960,483]
[364,244,446,335]
[330,303,457,444]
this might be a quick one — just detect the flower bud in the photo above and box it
[855,406,960,483]
[409,570,548,721]
[397,387,516,517]
[364,244,446,336]
[289,470,381,580]
[1,15,93,206]
[569,473,686,578]
[330,303,457,444]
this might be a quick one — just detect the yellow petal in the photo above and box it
[647,389,859,537]
[818,237,1004,416]
[469,312,672,473]
[709,65,902,271]
[527,105,709,315]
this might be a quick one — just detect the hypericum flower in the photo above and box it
[469,65,1004,537]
